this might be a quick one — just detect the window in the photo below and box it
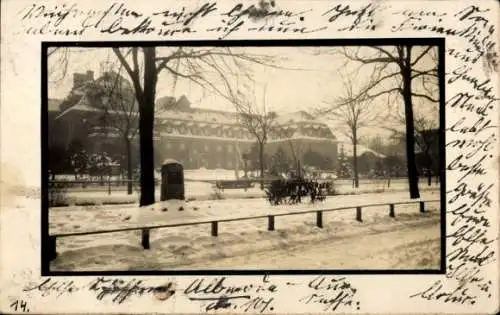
[217,145,222,152]
[227,160,233,168]
[180,143,186,150]
[166,143,172,150]
[227,145,233,153]
[204,144,209,151]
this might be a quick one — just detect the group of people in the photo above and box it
[265,179,331,205]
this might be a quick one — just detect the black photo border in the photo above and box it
[41,38,446,276]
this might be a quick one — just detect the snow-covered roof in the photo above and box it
[156,108,240,125]
[341,144,386,158]
[268,136,336,143]
[162,158,181,165]
[56,85,338,141]
[275,110,315,124]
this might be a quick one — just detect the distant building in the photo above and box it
[49,71,338,172]
[339,142,387,176]
[340,143,386,159]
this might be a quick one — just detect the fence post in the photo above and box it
[48,236,57,261]
[356,207,362,222]
[316,211,323,228]
[268,215,275,231]
[420,201,425,213]
[141,229,150,249]
[211,221,218,237]
[108,177,111,195]
[389,204,395,218]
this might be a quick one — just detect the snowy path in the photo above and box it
[181,216,441,270]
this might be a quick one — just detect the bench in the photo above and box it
[215,180,254,190]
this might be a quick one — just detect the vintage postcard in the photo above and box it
[1,0,498,314]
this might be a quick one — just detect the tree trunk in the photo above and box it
[125,138,133,194]
[352,133,359,188]
[139,47,157,207]
[234,145,239,180]
[426,154,433,186]
[402,52,420,199]
[259,141,265,190]
[427,166,432,186]
[297,159,301,179]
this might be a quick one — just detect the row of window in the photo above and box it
[165,142,234,153]
[188,158,234,169]
[160,125,333,140]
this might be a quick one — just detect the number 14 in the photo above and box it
[10,299,30,312]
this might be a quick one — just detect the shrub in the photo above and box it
[209,187,224,200]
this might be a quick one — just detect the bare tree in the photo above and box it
[287,139,308,179]
[86,63,139,194]
[48,46,278,207]
[318,71,380,188]
[112,47,278,205]
[414,117,439,186]
[332,45,438,198]
[111,47,157,207]
[231,83,277,189]
[388,98,439,186]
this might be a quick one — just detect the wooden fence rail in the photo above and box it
[48,199,439,261]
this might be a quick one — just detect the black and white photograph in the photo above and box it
[44,42,443,273]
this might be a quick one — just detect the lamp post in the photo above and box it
[242,153,250,179]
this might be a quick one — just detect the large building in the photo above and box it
[49,71,338,173]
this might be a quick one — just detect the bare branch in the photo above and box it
[112,48,143,100]
[411,92,439,102]
[366,87,402,99]
[47,47,60,57]
[411,68,438,79]
[370,46,400,63]
[411,46,434,66]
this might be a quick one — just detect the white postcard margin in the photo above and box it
[1,0,499,314]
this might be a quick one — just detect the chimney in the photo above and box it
[86,70,94,81]
[73,71,94,89]
[73,73,86,88]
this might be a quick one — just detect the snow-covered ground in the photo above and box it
[183,217,441,270]
[52,179,440,206]
[184,168,246,181]
[49,190,441,271]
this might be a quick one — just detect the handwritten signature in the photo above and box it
[184,276,277,313]
[299,276,359,311]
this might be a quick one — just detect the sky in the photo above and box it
[48,46,439,143]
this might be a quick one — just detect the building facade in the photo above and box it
[49,72,338,173]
